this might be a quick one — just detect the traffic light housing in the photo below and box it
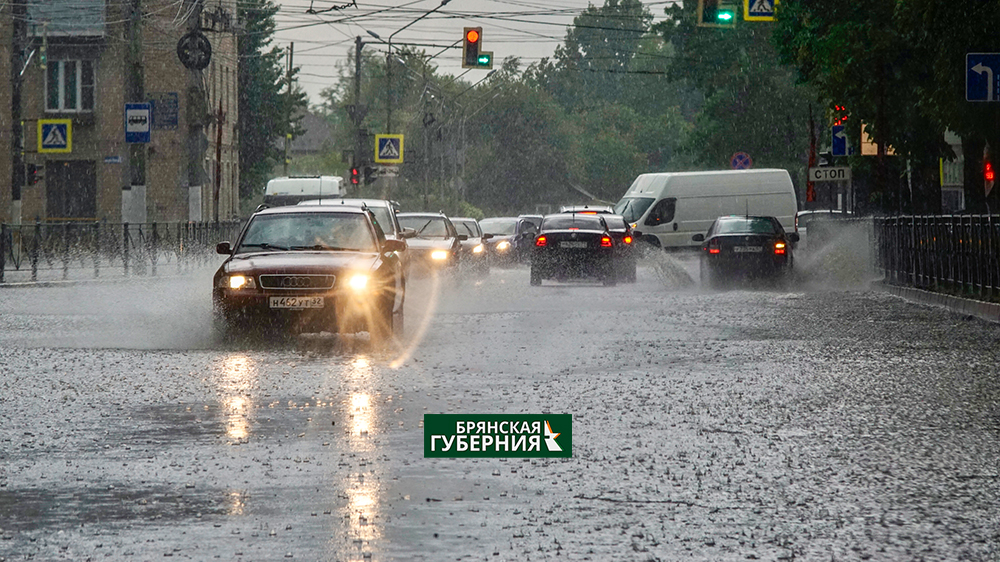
[462,27,493,69]
[697,0,736,28]
[26,163,42,185]
[350,166,360,186]
[364,166,377,185]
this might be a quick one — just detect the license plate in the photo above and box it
[560,241,588,249]
[733,246,763,253]
[269,296,324,309]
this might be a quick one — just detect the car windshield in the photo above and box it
[238,212,376,252]
[714,217,779,235]
[542,215,605,231]
[454,221,481,238]
[398,216,450,238]
[480,218,518,236]
[613,198,655,223]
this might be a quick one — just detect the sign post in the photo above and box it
[809,167,853,212]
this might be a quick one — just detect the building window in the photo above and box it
[46,60,95,112]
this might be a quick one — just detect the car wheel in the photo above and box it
[530,266,542,286]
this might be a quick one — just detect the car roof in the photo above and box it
[255,205,368,217]
[298,198,393,208]
[397,212,447,217]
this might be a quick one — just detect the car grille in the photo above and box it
[258,274,335,290]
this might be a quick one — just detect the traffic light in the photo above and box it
[831,105,848,126]
[985,159,995,196]
[697,0,736,28]
[462,27,493,69]
[350,166,360,186]
[26,163,42,185]
[364,166,377,185]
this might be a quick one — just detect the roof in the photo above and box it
[397,212,447,218]
[255,205,368,217]
[300,198,393,208]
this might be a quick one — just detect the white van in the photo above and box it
[264,176,343,206]
[613,169,798,248]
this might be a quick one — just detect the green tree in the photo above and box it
[237,0,307,206]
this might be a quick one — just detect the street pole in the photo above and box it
[283,43,294,177]
[127,0,146,204]
[355,36,363,195]
[385,0,451,135]
[213,98,224,222]
[10,0,26,223]
[185,0,206,221]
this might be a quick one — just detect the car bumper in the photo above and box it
[213,288,385,333]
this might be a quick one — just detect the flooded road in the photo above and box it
[1,257,999,560]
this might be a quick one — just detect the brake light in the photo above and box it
[623,235,633,244]
[708,238,721,254]
[774,241,786,255]
[600,236,612,248]
[580,211,597,215]
[535,235,547,247]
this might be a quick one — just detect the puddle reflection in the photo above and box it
[212,354,259,442]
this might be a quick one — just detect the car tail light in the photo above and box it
[774,241,786,255]
[623,235,633,244]
[708,238,721,254]
[580,211,597,215]
[600,236,612,248]
[535,235,547,247]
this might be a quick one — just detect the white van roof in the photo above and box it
[624,169,793,198]
[264,176,343,197]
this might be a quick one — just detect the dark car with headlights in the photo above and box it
[480,216,537,265]
[396,213,466,274]
[451,217,491,276]
[603,214,638,283]
[693,215,798,289]
[530,213,616,286]
[212,206,405,339]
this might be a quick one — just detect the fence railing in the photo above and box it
[874,215,1000,299]
[0,220,243,284]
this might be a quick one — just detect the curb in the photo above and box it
[876,281,1000,324]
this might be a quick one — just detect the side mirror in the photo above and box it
[456,234,469,241]
[401,228,417,239]
[788,233,800,243]
[691,234,705,242]
[216,241,232,255]
[383,239,406,253]
[481,233,494,240]
[632,230,644,238]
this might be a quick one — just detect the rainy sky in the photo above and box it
[273,0,676,104]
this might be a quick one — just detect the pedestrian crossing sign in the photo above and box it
[375,134,404,164]
[744,0,776,21]
[38,119,72,153]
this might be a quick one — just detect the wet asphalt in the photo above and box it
[1,248,1000,561]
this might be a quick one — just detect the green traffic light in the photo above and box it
[477,54,491,66]
[717,10,734,21]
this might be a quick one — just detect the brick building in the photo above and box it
[1,0,238,224]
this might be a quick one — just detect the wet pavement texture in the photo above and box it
[1,253,1000,561]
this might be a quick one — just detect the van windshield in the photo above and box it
[614,197,655,223]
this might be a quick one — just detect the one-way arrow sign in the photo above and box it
[967,53,1000,102]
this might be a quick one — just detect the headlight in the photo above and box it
[496,240,510,251]
[431,250,449,261]
[348,273,369,291]
[472,244,484,254]
[226,275,255,289]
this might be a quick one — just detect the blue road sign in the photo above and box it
[730,152,753,170]
[744,0,775,21]
[125,103,151,143]
[832,125,849,156]
[967,53,1000,102]
[38,120,71,153]
[375,134,404,164]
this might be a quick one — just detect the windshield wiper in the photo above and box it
[290,244,354,251]
[239,242,289,251]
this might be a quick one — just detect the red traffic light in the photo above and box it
[986,162,995,182]
[466,29,479,43]
[350,167,360,185]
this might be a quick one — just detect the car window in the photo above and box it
[455,221,480,238]
[644,198,676,226]
[368,207,393,233]
[398,216,450,238]
[480,218,518,236]
[541,215,604,230]
[613,198,655,223]
[715,217,779,235]
[239,213,376,252]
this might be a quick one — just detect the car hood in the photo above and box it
[405,238,456,251]
[485,235,513,244]
[222,251,379,275]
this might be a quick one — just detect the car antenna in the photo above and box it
[745,199,749,218]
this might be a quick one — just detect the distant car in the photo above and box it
[212,205,405,339]
[396,213,466,274]
[693,216,798,289]
[794,210,853,251]
[480,216,537,265]
[518,214,543,231]
[530,213,616,286]
[451,217,491,276]
[603,214,638,283]
[559,204,615,214]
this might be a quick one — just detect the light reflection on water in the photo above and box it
[213,354,258,442]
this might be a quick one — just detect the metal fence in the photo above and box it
[875,215,1000,298]
[0,220,243,284]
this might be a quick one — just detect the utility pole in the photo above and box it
[185,0,207,221]
[10,0,27,223]
[283,42,293,177]
[355,36,363,196]
[127,0,146,198]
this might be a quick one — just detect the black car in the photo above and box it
[693,215,799,288]
[480,216,537,265]
[530,213,616,286]
[451,217,491,276]
[603,214,638,283]
[396,213,466,274]
[212,206,406,339]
